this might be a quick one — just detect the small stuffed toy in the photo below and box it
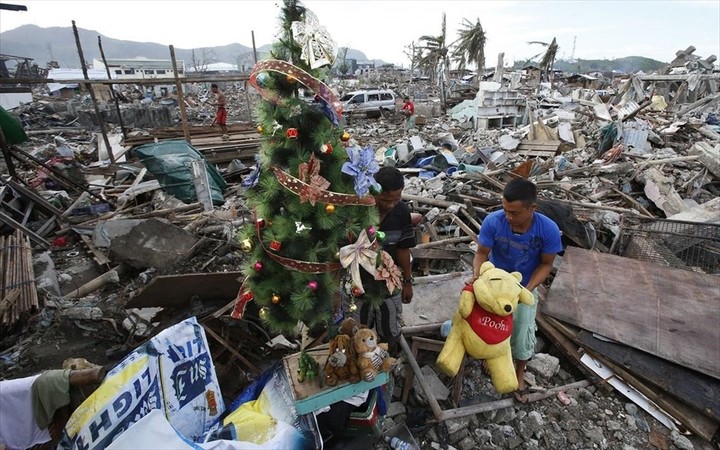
[324,334,361,386]
[353,328,396,382]
[338,317,366,338]
[436,261,535,393]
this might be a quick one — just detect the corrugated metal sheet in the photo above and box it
[621,119,650,150]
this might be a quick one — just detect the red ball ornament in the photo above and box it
[253,261,264,271]
[269,240,282,251]
[307,280,318,291]
[351,286,363,298]
[286,128,298,139]
[320,143,333,155]
[256,218,266,228]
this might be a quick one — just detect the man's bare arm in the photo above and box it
[526,253,556,292]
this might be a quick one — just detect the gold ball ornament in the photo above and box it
[271,293,281,304]
[287,74,297,84]
[240,239,253,253]
[348,300,358,312]
[257,125,264,133]
[340,131,351,142]
[259,307,269,320]
[325,204,336,214]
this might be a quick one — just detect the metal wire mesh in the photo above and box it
[613,217,720,274]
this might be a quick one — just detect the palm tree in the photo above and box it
[451,18,487,81]
[528,37,559,82]
[417,13,450,85]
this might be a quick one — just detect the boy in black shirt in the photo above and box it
[346,167,416,347]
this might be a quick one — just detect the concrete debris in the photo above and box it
[108,218,199,269]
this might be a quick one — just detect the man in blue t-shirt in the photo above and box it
[469,178,562,403]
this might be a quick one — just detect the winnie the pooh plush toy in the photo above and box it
[436,261,535,393]
[353,328,396,382]
[324,334,361,386]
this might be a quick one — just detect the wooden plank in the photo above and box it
[576,330,720,420]
[127,271,244,308]
[0,211,50,247]
[202,324,261,375]
[79,234,111,266]
[586,349,720,442]
[543,247,720,379]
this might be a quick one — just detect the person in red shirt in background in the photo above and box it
[401,96,416,131]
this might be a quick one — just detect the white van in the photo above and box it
[340,89,396,118]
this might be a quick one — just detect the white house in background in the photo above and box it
[92,58,186,79]
[46,68,114,100]
[186,62,238,74]
[92,58,185,97]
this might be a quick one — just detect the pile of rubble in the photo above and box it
[0,48,718,450]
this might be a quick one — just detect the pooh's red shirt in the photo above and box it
[463,285,513,344]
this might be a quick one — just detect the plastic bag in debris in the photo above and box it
[105,409,275,450]
[205,364,321,449]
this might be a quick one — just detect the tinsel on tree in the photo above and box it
[234,0,400,332]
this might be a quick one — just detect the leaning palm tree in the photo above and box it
[528,37,559,81]
[451,18,487,81]
[417,13,450,85]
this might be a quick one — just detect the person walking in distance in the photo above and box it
[401,96,416,131]
[469,178,562,403]
[210,83,228,140]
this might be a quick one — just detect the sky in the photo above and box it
[1,0,719,67]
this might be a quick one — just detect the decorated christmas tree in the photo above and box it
[234,0,400,332]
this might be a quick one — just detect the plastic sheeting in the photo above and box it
[133,140,227,205]
[0,105,28,145]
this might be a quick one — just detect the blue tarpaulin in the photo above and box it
[133,140,227,205]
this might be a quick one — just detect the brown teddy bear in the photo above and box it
[324,334,361,386]
[353,328,396,382]
[338,317,366,338]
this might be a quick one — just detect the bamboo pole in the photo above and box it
[169,45,192,143]
[71,21,116,164]
[98,36,127,140]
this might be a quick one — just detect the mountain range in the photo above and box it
[1,25,666,75]
[0,24,380,71]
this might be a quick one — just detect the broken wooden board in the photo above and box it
[127,271,243,308]
[411,247,465,260]
[516,140,561,158]
[576,330,720,421]
[402,272,467,329]
[543,247,720,379]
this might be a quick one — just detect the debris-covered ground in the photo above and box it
[1,47,719,450]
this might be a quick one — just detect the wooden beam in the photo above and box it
[169,45,192,144]
[202,324,261,375]
[0,74,251,86]
[576,330,720,421]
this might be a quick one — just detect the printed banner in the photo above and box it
[59,317,225,450]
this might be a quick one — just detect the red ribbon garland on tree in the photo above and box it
[271,166,376,206]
